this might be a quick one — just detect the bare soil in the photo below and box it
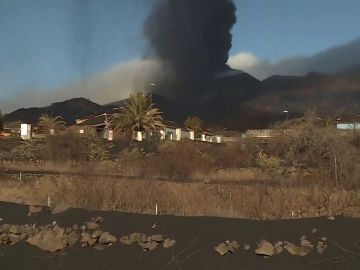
[0,201,360,270]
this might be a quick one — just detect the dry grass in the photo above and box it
[1,111,360,219]
[0,175,360,220]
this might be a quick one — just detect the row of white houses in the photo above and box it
[19,116,223,144]
[134,126,222,143]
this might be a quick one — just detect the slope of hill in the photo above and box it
[4,98,108,125]
[4,67,360,130]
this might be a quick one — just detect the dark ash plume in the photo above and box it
[144,0,237,93]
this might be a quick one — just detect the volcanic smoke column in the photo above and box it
[144,0,237,94]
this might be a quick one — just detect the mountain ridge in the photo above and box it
[4,67,360,130]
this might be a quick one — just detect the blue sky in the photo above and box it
[0,0,360,109]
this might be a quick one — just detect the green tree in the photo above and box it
[109,92,164,139]
[37,113,66,134]
[184,116,203,133]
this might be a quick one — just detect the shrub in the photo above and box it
[46,133,86,162]
[267,111,360,188]
[143,141,212,180]
[208,141,258,169]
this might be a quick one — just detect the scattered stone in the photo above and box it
[129,232,147,243]
[66,231,80,246]
[0,218,3,222]
[244,244,251,251]
[215,243,230,256]
[328,216,336,221]
[91,217,104,223]
[51,205,69,215]
[99,232,117,245]
[152,223,158,229]
[284,243,313,256]
[119,236,135,246]
[51,221,57,226]
[301,239,313,248]
[274,241,284,255]
[321,237,327,242]
[8,233,24,243]
[215,241,240,256]
[151,234,164,243]
[92,230,103,239]
[80,225,87,231]
[28,205,42,216]
[317,242,327,254]
[139,240,159,252]
[163,239,176,249]
[73,224,79,231]
[9,225,22,234]
[255,240,275,257]
[228,240,240,251]
[312,228,317,234]
[26,225,73,252]
[80,232,97,247]
[120,233,143,245]
[86,222,99,230]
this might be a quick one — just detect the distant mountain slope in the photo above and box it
[4,67,360,130]
[4,98,108,125]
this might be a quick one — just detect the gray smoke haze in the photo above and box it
[228,38,360,80]
[0,58,164,113]
[144,0,236,91]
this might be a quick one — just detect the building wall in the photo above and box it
[337,123,360,130]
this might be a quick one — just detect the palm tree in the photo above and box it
[109,92,164,140]
[37,113,66,134]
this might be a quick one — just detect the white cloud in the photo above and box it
[227,52,260,70]
[228,38,360,81]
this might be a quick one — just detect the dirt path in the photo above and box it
[0,201,360,270]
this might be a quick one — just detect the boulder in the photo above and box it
[215,243,230,256]
[86,222,98,230]
[119,236,135,246]
[215,240,240,256]
[151,234,164,243]
[26,226,68,252]
[99,232,117,245]
[274,241,284,255]
[317,241,327,254]
[139,240,159,252]
[92,217,104,223]
[65,231,79,246]
[284,243,313,256]
[9,225,22,234]
[8,233,25,243]
[80,232,97,247]
[91,230,103,239]
[255,240,275,257]
[228,240,240,251]
[163,239,176,249]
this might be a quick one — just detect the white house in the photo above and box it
[337,123,360,130]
